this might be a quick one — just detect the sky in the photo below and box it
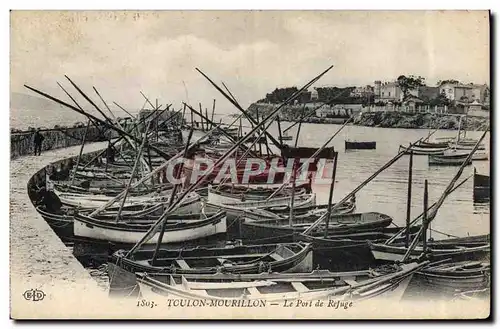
[10,10,490,114]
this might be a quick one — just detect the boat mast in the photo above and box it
[199,103,205,131]
[115,121,152,222]
[421,179,429,253]
[70,119,91,186]
[151,128,195,264]
[294,104,305,148]
[277,115,284,146]
[324,151,338,238]
[405,150,414,248]
[211,99,216,123]
[288,159,298,227]
[255,108,263,155]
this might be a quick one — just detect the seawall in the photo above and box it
[10,125,116,159]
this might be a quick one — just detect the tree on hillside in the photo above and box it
[397,75,426,100]
[264,87,299,103]
[428,93,451,107]
[437,79,460,86]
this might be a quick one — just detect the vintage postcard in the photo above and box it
[10,10,490,320]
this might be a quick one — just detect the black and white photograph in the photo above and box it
[9,9,491,320]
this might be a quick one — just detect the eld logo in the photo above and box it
[23,289,45,302]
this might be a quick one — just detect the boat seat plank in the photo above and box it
[344,277,358,287]
[246,287,262,296]
[291,281,309,293]
[269,253,285,261]
[217,258,234,266]
[175,259,191,270]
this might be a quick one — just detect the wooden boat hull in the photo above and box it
[416,260,490,292]
[208,193,317,219]
[241,212,393,243]
[345,141,376,150]
[281,146,335,159]
[417,141,450,149]
[368,239,490,262]
[473,170,490,202]
[74,211,227,244]
[110,242,313,275]
[35,206,74,239]
[55,190,202,214]
[134,262,425,302]
[399,145,448,155]
[428,154,472,166]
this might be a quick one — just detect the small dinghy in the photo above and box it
[399,145,448,156]
[368,235,490,262]
[416,259,490,292]
[473,168,490,202]
[428,153,472,166]
[345,140,376,150]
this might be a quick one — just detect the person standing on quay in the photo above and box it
[33,128,44,156]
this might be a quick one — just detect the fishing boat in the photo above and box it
[368,235,490,262]
[73,210,227,244]
[53,190,202,214]
[428,153,472,166]
[399,145,448,156]
[443,149,488,161]
[208,193,317,218]
[473,168,490,202]
[281,145,335,160]
[52,180,173,197]
[417,141,450,149]
[453,143,486,151]
[35,205,75,239]
[345,140,376,150]
[416,259,490,293]
[206,183,310,205]
[280,131,293,141]
[183,159,286,184]
[241,212,393,242]
[111,242,314,275]
[135,261,427,302]
[243,199,356,218]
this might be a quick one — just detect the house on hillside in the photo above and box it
[439,82,490,104]
[350,85,374,98]
[408,86,439,102]
[374,81,402,103]
[311,88,319,101]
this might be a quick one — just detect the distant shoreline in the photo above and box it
[237,105,489,131]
